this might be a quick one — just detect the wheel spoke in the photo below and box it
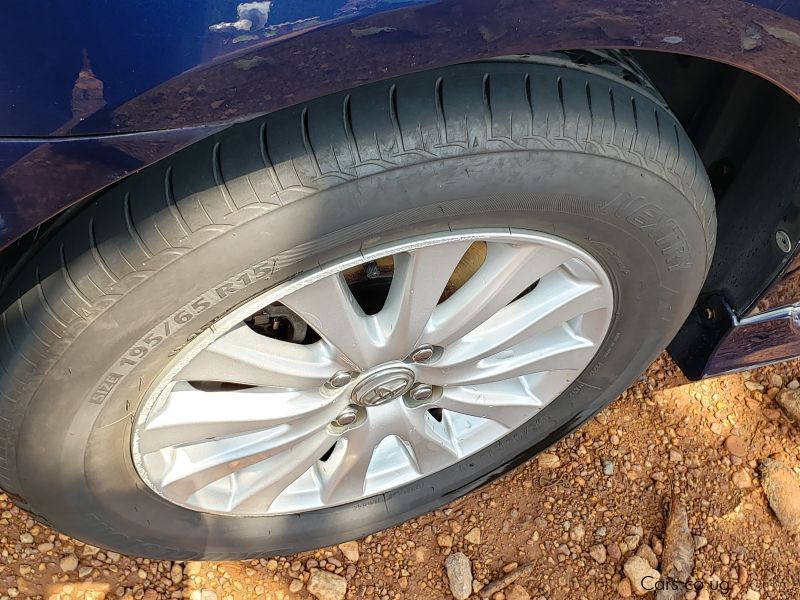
[374,242,472,360]
[137,383,343,454]
[433,380,541,428]
[418,325,596,386]
[280,272,376,369]
[154,419,336,505]
[423,242,573,347]
[438,269,608,367]
[176,324,343,388]
[226,429,338,513]
[400,407,460,473]
[317,423,377,506]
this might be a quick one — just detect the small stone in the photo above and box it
[59,554,79,572]
[693,535,708,549]
[437,533,454,548]
[733,469,752,489]
[770,373,784,388]
[589,544,607,564]
[789,379,800,390]
[623,556,661,596]
[710,422,723,435]
[444,552,473,600]
[569,523,585,543]
[38,543,54,553]
[618,579,633,598]
[745,590,761,600]
[171,563,183,584]
[19,533,33,544]
[289,579,304,593]
[777,388,800,423]
[538,453,560,468]
[307,569,347,600]
[606,542,621,561]
[603,460,615,476]
[760,458,800,531]
[506,584,531,600]
[744,380,764,391]
[338,540,360,562]
[465,527,482,545]
[724,435,748,458]
[78,566,93,578]
[635,544,658,569]
[669,449,683,462]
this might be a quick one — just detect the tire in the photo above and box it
[0,58,715,559]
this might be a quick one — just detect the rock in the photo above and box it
[636,544,658,569]
[465,527,482,545]
[307,569,347,600]
[745,590,761,600]
[289,579,304,593]
[744,380,764,391]
[603,460,615,476]
[693,535,707,549]
[618,578,633,597]
[770,373,784,388]
[444,552,473,600]
[657,495,694,600]
[437,533,454,548]
[78,566,93,578]
[19,533,33,544]
[538,453,560,468]
[606,542,622,561]
[506,584,531,600]
[760,458,800,531]
[669,449,683,463]
[569,523,585,543]
[59,554,79,572]
[623,556,661,596]
[776,389,800,423]
[589,544,607,564]
[724,435,748,457]
[170,563,183,584]
[338,540,360,562]
[732,469,752,489]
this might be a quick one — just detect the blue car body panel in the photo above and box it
[1,0,800,377]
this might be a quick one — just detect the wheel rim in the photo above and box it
[132,229,614,516]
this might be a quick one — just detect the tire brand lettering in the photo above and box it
[87,258,276,404]
[602,192,692,271]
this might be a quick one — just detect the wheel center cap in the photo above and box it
[351,366,416,407]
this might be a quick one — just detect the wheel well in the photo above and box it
[631,50,800,316]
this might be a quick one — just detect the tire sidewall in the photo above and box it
[16,150,707,558]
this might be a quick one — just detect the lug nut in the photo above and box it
[409,344,435,363]
[409,383,433,402]
[329,371,353,388]
[332,406,359,427]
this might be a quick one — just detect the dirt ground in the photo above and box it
[2,353,800,600]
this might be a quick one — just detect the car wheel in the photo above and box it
[0,58,715,559]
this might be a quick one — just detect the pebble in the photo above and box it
[776,388,800,422]
[538,453,560,468]
[760,458,800,531]
[289,579,304,593]
[338,540,360,562]
[506,584,531,600]
[437,533,454,548]
[59,554,79,572]
[444,552,473,600]
[724,435,748,457]
[732,468,752,489]
[693,535,708,549]
[623,556,661,596]
[19,533,33,544]
[307,569,347,600]
[589,544,607,564]
[635,544,658,569]
[465,526,482,545]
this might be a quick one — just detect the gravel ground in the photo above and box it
[2,353,800,600]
